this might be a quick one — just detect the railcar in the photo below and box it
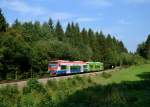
[48,60,104,76]
[85,62,104,72]
[48,60,86,76]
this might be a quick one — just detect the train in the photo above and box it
[48,60,104,76]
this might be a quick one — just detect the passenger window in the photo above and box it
[61,65,67,70]
[84,65,87,68]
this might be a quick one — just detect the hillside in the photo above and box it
[0,64,150,107]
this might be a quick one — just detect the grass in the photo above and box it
[1,64,150,107]
[92,64,150,85]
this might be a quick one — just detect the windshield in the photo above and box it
[49,64,57,68]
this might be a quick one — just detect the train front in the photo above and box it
[48,61,59,76]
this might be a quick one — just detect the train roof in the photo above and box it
[49,60,69,63]
[86,62,103,64]
[48,60,86,65]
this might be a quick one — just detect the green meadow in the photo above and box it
[93,64,150,84]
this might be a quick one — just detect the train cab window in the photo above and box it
[61,65,67,70]
[49,64,57,68]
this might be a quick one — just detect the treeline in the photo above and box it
[0,9,144,80]
[137,35,150,60]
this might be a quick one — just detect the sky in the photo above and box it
[0,0,150,52]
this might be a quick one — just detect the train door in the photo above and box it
[57,65,67,75]
[83,64,89,72]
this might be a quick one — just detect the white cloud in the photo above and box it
[0,0,46,16]
[0,0,106,24]
[0,0,76,22]
[75,17,98,23]
[51,12,75,21]
[117,19,130,25]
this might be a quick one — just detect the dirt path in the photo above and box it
[0,67,120,88]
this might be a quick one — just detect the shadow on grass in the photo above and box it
[137,72,150,80]
[57,71,150,107]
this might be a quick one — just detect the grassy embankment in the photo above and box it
[0,64,150,107]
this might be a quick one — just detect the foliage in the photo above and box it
[137,34,150,60]
[0,64,150,107]
[25,78,45,93]
[0,8,131,80]
[102,72,112,79]
[0,85,20,107]
[0,9,7,32]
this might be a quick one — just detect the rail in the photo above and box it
[0,67,121,88]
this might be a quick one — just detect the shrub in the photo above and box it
[0,85,20,107]
[23,86,31,94]
[38,93,53,107]
[47,79,58,89]
[26,78,45,93]
[20,94,35,107]
[102,72,112,79]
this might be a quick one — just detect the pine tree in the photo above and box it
[54,21,64,41]
[146,34,150,44]
[12,19,21,28]
[0,9,7,32]
[81,28,88,45]
[145,34,150,59]
[65,23,72,38]
[137,34,150,59]
[48,18,54,34]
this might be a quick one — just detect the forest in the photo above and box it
[0,8,149,81]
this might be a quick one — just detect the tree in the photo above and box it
[0,8,130,80]
[137,34,150,59]
[0,35,31,79]
[54,21,64,41]
[12,19,21,29]
[48,18,54,34]
[136,42,147,58]
[0,9,7,32]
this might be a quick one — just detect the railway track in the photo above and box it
[0,67,120,88]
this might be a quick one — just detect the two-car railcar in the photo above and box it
[48,60,104,76]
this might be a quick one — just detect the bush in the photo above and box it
[132,55,145,65]
[0,85,20,107]
[23,86,31,94]
[102,72,112,79]
[47,79,58,89]
[26,78,45,93]
[38,93,53,107]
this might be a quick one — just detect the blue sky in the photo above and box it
[1,0,150,52]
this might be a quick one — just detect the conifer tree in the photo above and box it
[137,34,150,59]
[48,18,54,34]
[0,9,7,32]
[54,21,64,41]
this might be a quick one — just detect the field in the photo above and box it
[0,64,150,107]
[93,64,150,84]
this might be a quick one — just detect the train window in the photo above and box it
[83,65,88,68]
[49,64,57,68]
[71,66,80,69]
[89,64,94,68]
[61,65,67,70]
[96,64,100,68]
